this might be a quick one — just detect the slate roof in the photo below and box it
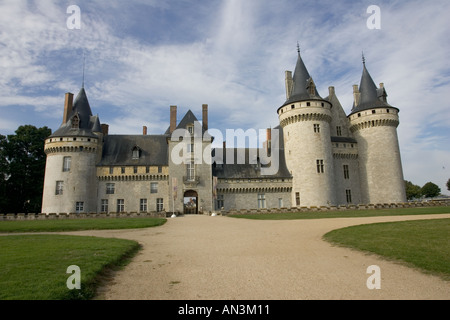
[50,88,101,138]
[280,52,325,109]
[349,63,397,115]
[98,134,169,166]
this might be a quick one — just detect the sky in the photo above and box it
[0,0,449,195]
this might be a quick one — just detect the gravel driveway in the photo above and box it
[66,214,450,300]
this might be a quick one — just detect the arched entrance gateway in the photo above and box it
[183,190,198,214]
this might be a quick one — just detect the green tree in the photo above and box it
[420,182,441,199]
[404,180,422,200]
[447,178,450,192]
[0,125,51,213]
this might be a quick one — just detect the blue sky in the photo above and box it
[1,0,449,194]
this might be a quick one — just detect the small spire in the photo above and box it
[362,51,366,66]
[82,52,86,88]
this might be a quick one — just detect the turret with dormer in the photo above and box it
[348,58,406,204]
[41,88,103,214]
[278,49,336,207]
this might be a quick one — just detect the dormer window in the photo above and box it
[132,146,141,160]
[72,115,80,128]
[187,124,194,135]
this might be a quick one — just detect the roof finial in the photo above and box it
[362,51,366,66]
[82,52,86,88]
[297,41,301,55]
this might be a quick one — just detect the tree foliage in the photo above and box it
[420,182,441,199]
[404,180,422,200]
[0,125,51,213]
[447,178,450,192]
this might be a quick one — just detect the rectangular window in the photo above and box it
[296,192,300,206]
[117,199,125,212]
[257,193,266,209]
[55,181,64,195]
[187,161,195,181]
[109,166,114,175]
[343,165,350,179]
[156,198,164,212]
[158,166,162,173]
[121,167,125,174]
[278,198,283,208]
[146,166,150,173]
[346,190,352,203]
[316,160,324,173]
[134,166,138,174]
[101,199,108,213]
[150,182,158,194]
[75,202,84,213]
[187,143,195,153]
[106,183,115,194]
[336,126,342,136]
[140,199,147,212]
[187,126,194,134]
[313,124,320,133]
[216,194,224,210]
[63,156,71,172]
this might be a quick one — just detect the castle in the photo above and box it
[41,50,407,215]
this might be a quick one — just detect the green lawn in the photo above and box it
[0,217,166,233]
[0,235,140,300]
[323,218,450,280]
[229,206,450,220]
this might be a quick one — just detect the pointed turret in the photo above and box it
[282,50,323,107]
[50,87,100,138]
[350,60,396,115]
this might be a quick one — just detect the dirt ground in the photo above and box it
[64,213,450,300]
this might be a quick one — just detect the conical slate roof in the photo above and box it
[282,52,323,106]
[350,62,396,115]
[50,87,100,138]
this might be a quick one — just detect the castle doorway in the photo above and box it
[183,190,198,214]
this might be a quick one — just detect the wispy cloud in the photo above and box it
[0,0,449,193]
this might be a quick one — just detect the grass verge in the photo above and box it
[0,217,166,233]
[229,206,450,220]
[323,218,450,281]
[0,234,141,300]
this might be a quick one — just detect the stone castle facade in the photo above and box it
[41,51,406,215]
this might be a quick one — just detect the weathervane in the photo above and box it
[297,41,301,54]
[362,51,366,65]
[82,52,86,88]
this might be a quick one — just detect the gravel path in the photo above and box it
[67,214,450,300]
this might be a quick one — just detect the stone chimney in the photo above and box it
[170,105,177,134]
[353,84,360,107]
[63,92,74,124]
[328,86,335,96]
[101,124,109,136]
[143,126,147,135]
[202,104,208,131]
[285,71,293,100]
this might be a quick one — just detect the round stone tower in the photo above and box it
[278,50,336,207]
[41,88,102,214]
[348,60,406,204]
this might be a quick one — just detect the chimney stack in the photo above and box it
[353,84,360,107]
[328,86,335,96]
[202,104,208,131]
[101,124,109,136]
[143,126,147,135]
[266,128,272,156]
[63,92,74,124]
[285,71,293,100]
[170,105,177,134]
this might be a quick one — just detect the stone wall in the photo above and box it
[1,211,167,221]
